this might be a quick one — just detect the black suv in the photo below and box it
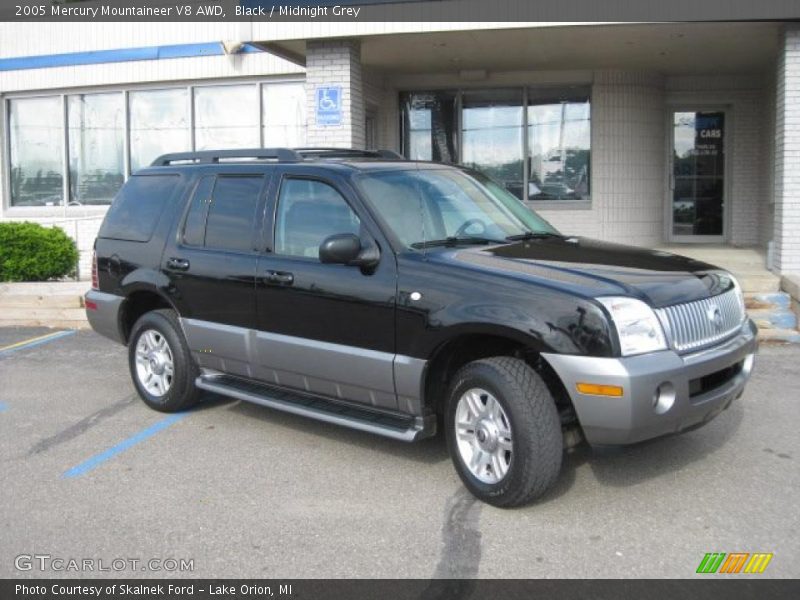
[86,148,757,507]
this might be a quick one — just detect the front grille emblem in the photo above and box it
[707,305,723,331]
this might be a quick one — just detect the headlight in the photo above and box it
[598,296,667,356]
[728,273,746,320]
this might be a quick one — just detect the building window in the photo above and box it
[461,89,524,200]
[194,84,258,150]
[526,89,590,201]
[399,86,591,204]
[67,93,125,205]
[8,96,64,207]
[129,88,190,172]
[400,91,457,163]
[4,79,304,210]
[262,83,307,147]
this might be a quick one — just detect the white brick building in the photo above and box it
[0,20,798,279]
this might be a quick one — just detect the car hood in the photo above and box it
[439,236,733,308]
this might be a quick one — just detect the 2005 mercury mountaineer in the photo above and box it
[86,147,757,507]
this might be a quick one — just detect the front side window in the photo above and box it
[8,96,64,207]
[275,179,361,259]
[67,93,125,205]
[356,168,557,249]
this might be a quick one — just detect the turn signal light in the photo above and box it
[576,383,624,397]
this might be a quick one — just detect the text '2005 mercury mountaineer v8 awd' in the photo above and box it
[85,148,757,507]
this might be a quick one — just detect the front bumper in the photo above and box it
[85,290,125,344]
[542,319,757,446]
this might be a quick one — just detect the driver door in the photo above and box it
[253,168,399,410]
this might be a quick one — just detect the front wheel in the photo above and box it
[445,357,562,508]
[128,309,200,413]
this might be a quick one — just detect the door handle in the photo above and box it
[265,270,294,285]
[166,257,190,271]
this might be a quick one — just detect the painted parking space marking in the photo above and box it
[62,412,186,479]
[0,401,8,413]
[0,330,76,357]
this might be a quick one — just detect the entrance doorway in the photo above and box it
[669,110,727,242]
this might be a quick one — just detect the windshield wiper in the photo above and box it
[505,231,563,242]
[411,236,507,249]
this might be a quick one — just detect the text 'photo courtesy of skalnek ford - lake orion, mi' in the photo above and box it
[0,0,799,596]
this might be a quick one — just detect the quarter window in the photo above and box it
[275,179,361,259]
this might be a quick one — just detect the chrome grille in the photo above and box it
[655,288,745,353]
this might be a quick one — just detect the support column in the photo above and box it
[305,39,365,149]
[774,26,800,275]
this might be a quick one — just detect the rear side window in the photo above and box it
[182,175,264,252]
[99,175,179,242]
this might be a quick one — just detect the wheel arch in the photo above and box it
[118,286,178,344]
[420,325,573,420]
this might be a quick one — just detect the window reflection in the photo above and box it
[262,83,307,147]
[401,91,457,163]
[462,89,524,199]
[527,90,590,201]
[129,88,189,172]
[9,97,64,207]
[68,93,125,205]
[194,85,258,150]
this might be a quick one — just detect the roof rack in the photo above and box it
[151,148,303,166]
[294,147,404,160]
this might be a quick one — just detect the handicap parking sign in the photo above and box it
[316,86,342,126]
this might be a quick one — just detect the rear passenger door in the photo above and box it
[163,171,270,376]
[254,168,399,410]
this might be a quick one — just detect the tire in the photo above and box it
[128,308,201,413]
[445,357,562,508]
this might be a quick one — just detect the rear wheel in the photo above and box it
[128,309,200,412]
[445,357,562,507]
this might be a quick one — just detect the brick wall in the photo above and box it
[773,26,800,274]
[305,40,365,149]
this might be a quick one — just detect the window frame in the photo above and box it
[2,77,306,216]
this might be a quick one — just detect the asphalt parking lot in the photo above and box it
[0,327,798,579]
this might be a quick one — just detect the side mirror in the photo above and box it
[319,233,380,269]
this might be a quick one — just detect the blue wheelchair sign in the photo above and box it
[316,86,342,126]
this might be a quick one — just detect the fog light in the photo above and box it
[742,353,755,377]
[576,383,624,397]
[653,382,676,414]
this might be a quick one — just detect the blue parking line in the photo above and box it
[0,401,8,413]
[62,413,186,479]
[0,330,76,357]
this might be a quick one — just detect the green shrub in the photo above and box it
[0,221,79,282]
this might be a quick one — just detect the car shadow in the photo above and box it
[197,390,745,497]
[532,400,746,507]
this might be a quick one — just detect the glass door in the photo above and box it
[670,110,727,241]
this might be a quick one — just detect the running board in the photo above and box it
[196,374,436,442]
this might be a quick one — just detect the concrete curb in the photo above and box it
[0,281,90,329]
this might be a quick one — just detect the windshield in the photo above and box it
[356,168,559,249]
